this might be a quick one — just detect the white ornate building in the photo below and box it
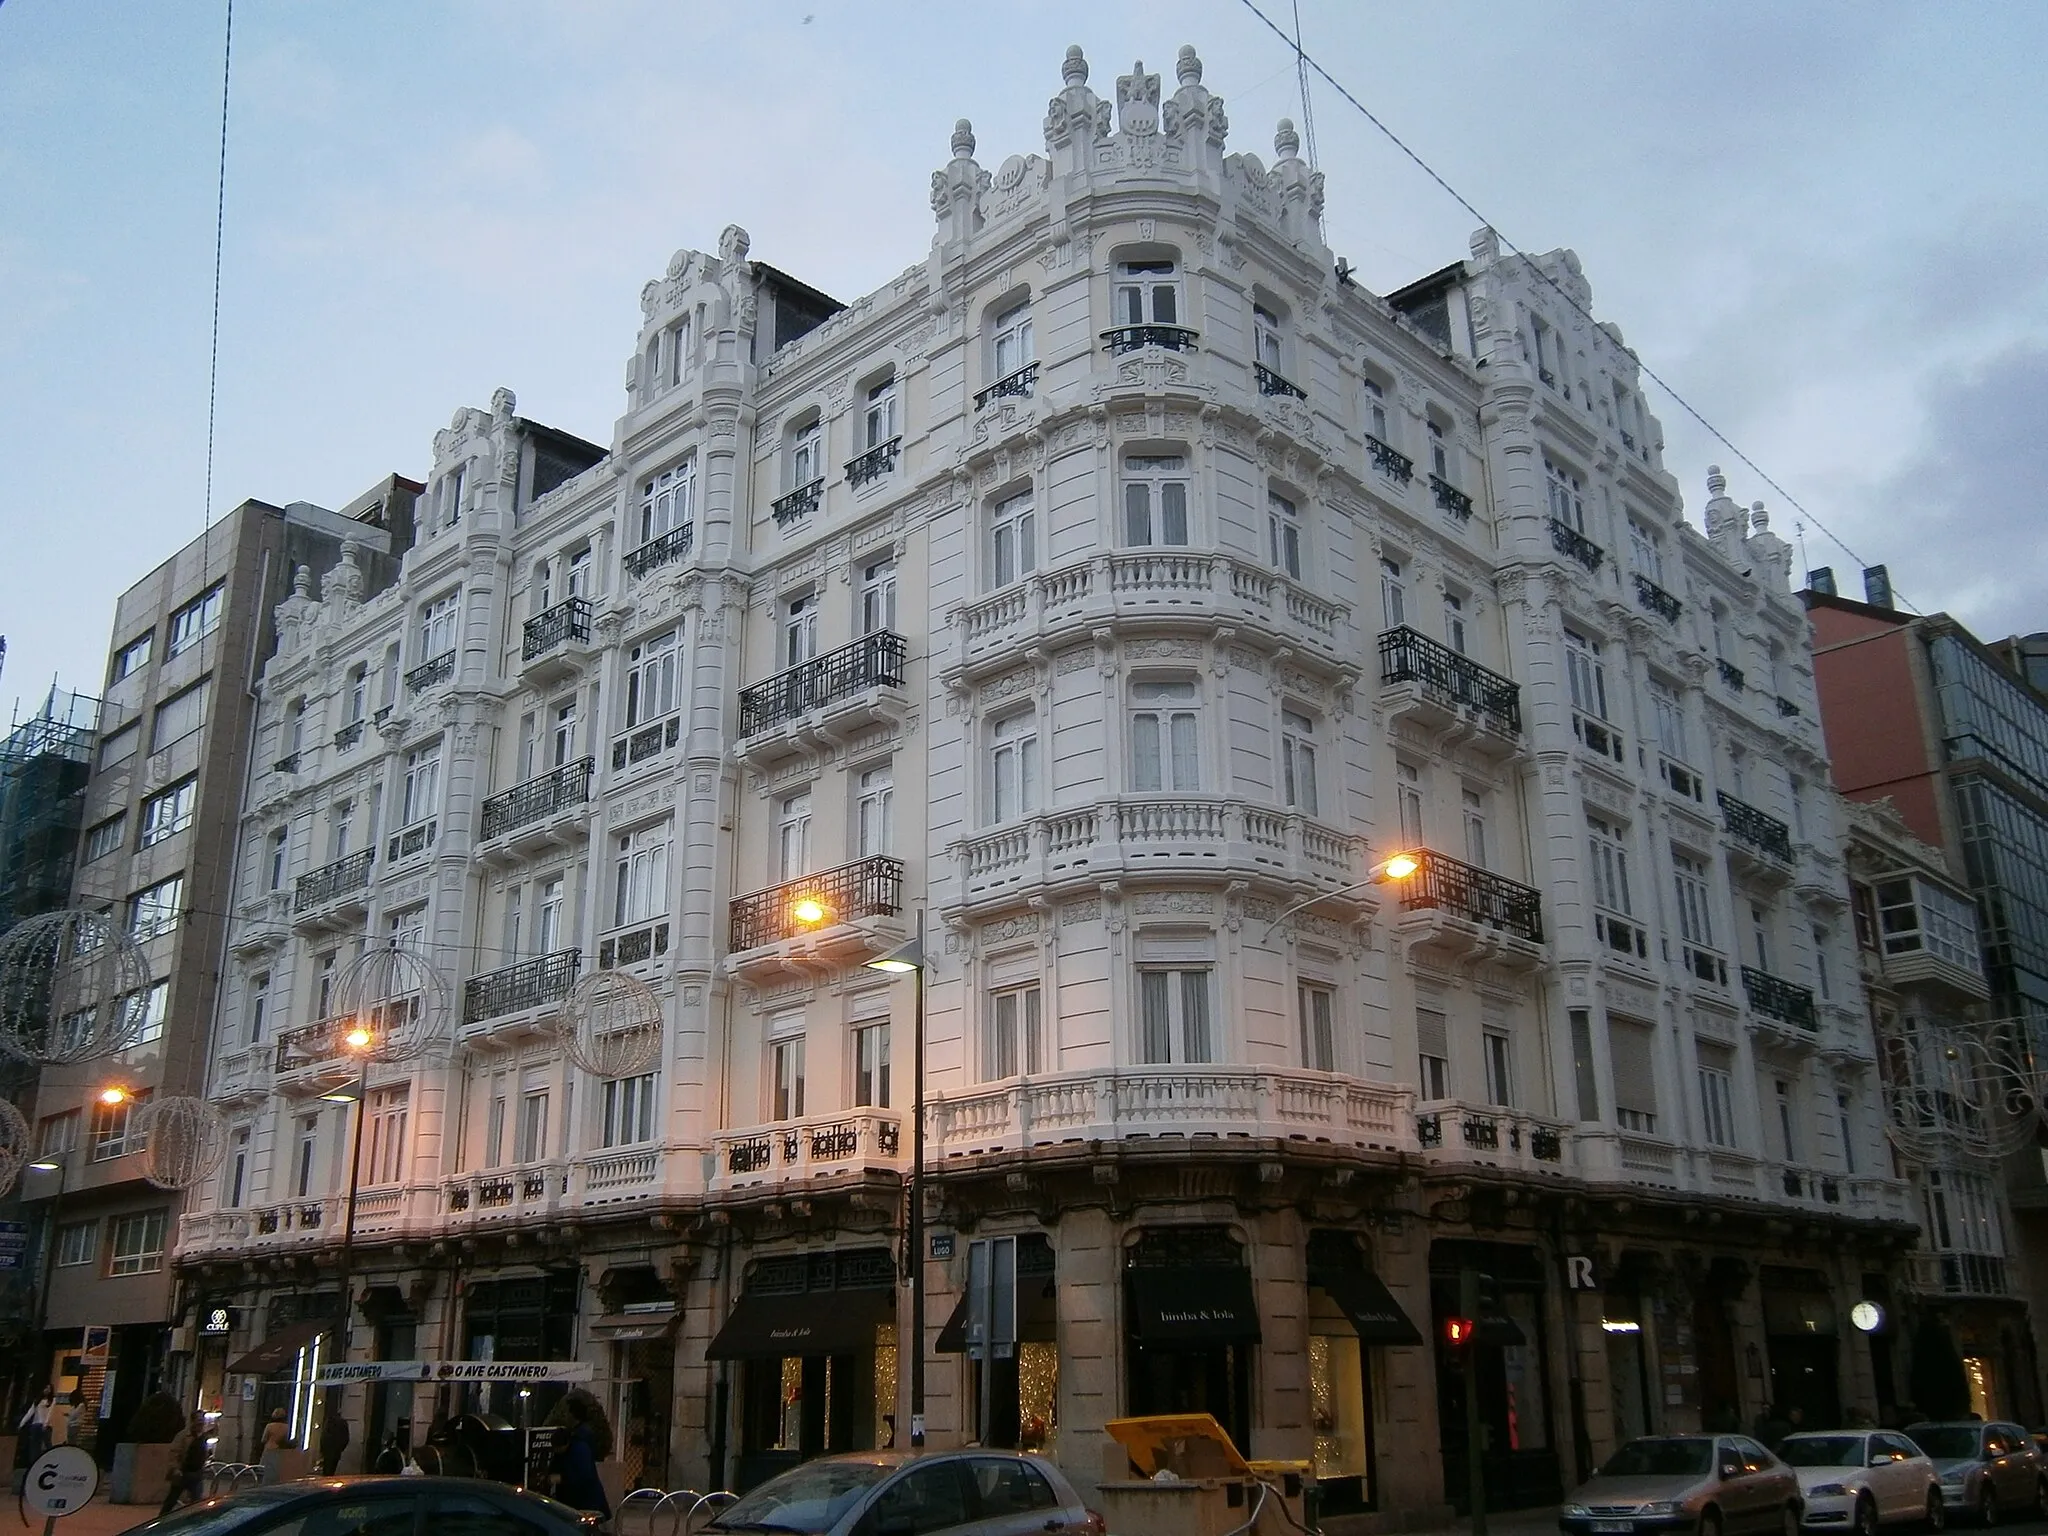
[173,42,1919,1518]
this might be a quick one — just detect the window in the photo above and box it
[993,300,1034,379]
[247,973,270,1044]
[782,592,819,669]
[401,744,441,825]
[791,418,823,489]
[1565,629,1608,719]
[1253,302,1284,369]
[565,547,592,598]
[1751,903,1773,971]
[1395,762,1424,846]
[854,1023,891,1107]
[1281,711,1319,816]
[226,1129,249,1207]
[485,1087,507,1168]
[99,722,140,771]
[346,665,368,724]
[267,828,288,891]
[1874,878,1981,969]
[1710,603,1732,663]
[1838,1093,1856,1176]
[1428,419,1450,481]
[860,556,898,635]
[1587,816,1633,916]
[315,952,337,1019]
[56,1222,97,1268]
[1417,1007,1450,1100]
[139,778,197,848]
[112,632,153,682]
[439,464,466,529]
[1697,1043,1736,1147]
[128,876,183,941]
[989,712,1038,823]
[1483,1031,1513,1107]
[773,1037,806,1120]
[1123,455,1190,547]
[84,817,125,863]
[1650,679,1687,761]
[612,822,671,927]
[1268,491,1302,579]
[287,1114,317,1195]
[367,1086,409,1185]
[640,459,696,546]
[126,979,169,1045]
[1813,928,1833,1000]
[419,592,460,661]
[1545,459,1585,532]
[1570,1009,1599,1120]
[862,1460,971,1536]
[1674,851,1717,953]
[863,376,899,449]
[1462,789,1488,868]
[988,984,1042,1080]
[91,1088,149,1161]
[152,679,209,750]
[1609,1018,1657,1134]
[1774,1078,1799,1161]
[1299,984,1335,1072]
[544,698,577,769]
[1138,968,1213,1063]
[602,1074,657,1147]
[1363,377,1390,442]
[1788,774,1807,842]
[167,585,223,656]
[668,314,694,385]
[624,628,681,727]
[38,1110,78,1160]
[109,1211,166,1275]
[777,793,812,880]
[989,491,1036,587]
[856,767,894,857]
[1442,591,1467,654]
[535,877,564,955]
[1115,257,1180,325]
[517,1089,550,1162]
[1130,680,1199,792]
[1629,516,1663,582]
[1380,558,1406,628]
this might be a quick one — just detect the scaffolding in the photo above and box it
[0,685,102,935]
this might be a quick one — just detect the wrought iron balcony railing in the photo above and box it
[1254,362,1306,399]
[1365,435,1413,483]
[1777,695,1801,719]
[1719,791,1793,863]
[294,850,372,913]
[1634,574,1681,622]
[1392,848,1545,945]
[974,362,1039,411]
[772,479,824,526]
[480,758,594,841]
[333,720,364,751]
[522,596,592,662]
[1377,626,1521,737]
[1742,964,1817,1030]
[729,854,904,953]
[1718,658,1745,691]
[845,437,901,489]
[739,631,907,738]
[405,652,455,694]
[274,753,301,774]
[1101,324,1199,355]
[1549,518,1605,573]
[1620,430,1638,452]
[1429,475,1474,521]
[464,949,580,1025]
[624,525,691,578]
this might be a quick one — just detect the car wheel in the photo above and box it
[1927,1488,1945,1532]
[1855,1495,1879,1536]
[1699,1508,1722,1536]
[1785,1502,1802,1536]
[1978,1485,1998,1528]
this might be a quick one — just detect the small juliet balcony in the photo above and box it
[462,948,580,1042]
[624,524,692,579]
[477,758,594,862]
[1254,362,1306,400]
[1415,1099,1571,1178]
[405,651,455,695]
[1741,964,1818,1033]
[1388,848,1545,967]
[726,855,905,978]
[974,362,1038,412]
[1101,324,1199,355]
[845,437,901,490]
[1549,518,1605,573]
[1366,436,1414,485]
[735,631,908,767]
[292,850,373,930]
[1719,790,1793,874]
[521,596,593,684]
[772,479,824,527]
[1429,475,1474,522]
[271,1017,362,1098]
[1377,626,1521,756]
[711,1110,905,1196]
[333,719,365,753]
[598,918,670,972]
[1634,574,1681,623]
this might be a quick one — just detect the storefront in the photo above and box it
[1122,1227,1259,1454]
[1760,1267,1841,1429]
[586,1265,680,1489]
[935,1232,1058,1453]
[460,1270,583,1426]
[1304,1229,1423,1515]
[1430,1239,1561,1514]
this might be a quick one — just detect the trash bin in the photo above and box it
[444,1413,523,1486]
[1097,1416,1312,1536]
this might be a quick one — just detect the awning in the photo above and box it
[1307,1266,1424,1345]
[587,1306,680,1341]
[934,1277,1059,1354]
[1125,1267,1261,1345]
[706,1288,895,1359]
[228,1318,330,1375]
[935,1294,971,1354]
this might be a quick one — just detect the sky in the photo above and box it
[3,0,2046,721]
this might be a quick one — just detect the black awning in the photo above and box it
[706,1289,895,1359]
[227,1318,329,1375]
[1308,1266,1424,1346]
[1126,1266,1260,1345]
[588,1306,680,1341]
[935,1294,970,1354]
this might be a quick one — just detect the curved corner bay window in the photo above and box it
[1130,680,1199,793]
[1123,456,1189,547]
[1138,967,1213,1064]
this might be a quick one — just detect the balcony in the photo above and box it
[1572,712,1627,766]
[1742,965,1817,1031]
[930,1065,1411,1159]
[1682,943,1730,988]
[230,891,292,958]
[271,1017,362,1097]
[1660,757,1706,804]
[1549,518,1605,573]
[274,752,301,775]
[736,631,908,763]
[1634,574,1681,623]
[292,850,372,925]
[479,759,594,859]
[1907,1250,2013,1299]
[598,919,670,971]
[444,1160,566,1229]
[405,652,455,694]
[334,720,364,752]
[464,949,580,1030]
[1415,1100,1571,1177]
[624,525,692,579]
[521,597,593,682]
[1776,695,1801,719]
[1389,848,1545,964]
[1377,626,1521,752]
[1101,325,1199,355]
[1429,475,1474,522]
[385,818,436,866]
[772,479,824,526]
[974,362,1038,412]
[611,715,682,776]
[844,437,900,490]
[574,1145,667,1206]
[1717,658,1745,692]
[1254,362,1306,400]
[711,1110,904,1194]
[1365,436,1413,484]
[1719,791,1793,867]
[727,855,904,972]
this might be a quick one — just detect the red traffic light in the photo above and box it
[1444,1317,1477,1346]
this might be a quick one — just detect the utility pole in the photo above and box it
[1462,1267,1487,1536]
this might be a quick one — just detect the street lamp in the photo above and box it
[1259,852,1422,940]
[24,1085,129,1398]
[864,919,928,1448]
[314,1024,374,1472]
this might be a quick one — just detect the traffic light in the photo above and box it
[1444,1316,1477,1346]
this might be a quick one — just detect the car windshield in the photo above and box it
[1598,1440,1713,1478]
[129,1491,312,1536]
[1780,1438,1866,1468]
[1911,1428,1983,1460]
[711,1461,896,1534]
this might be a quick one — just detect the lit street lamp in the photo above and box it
[1259,852,1421,940]
[313,1024,375,1472]
[865,919,929,1448]
[24,1086,129,1397]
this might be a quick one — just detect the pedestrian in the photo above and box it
[316,1411,350,1475]
[161,1410,209,1516]
[549,1404,611,1526]
[16,1391,53,1464]
[259,1408,291,1454]
[44,1391,76,1448]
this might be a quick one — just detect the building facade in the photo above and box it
[173,44,1913,1516]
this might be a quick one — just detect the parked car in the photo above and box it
[125,1476,600,1536]
[1778,1431,1942,1534]
[709,1451,1105,1536]
[1905,1422,2046,1526]
[1560,1435,1803,1536]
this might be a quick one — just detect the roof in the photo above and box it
[1384,260,1467,312]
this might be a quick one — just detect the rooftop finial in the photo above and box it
[1275,117,1300,160]
[1062,44,1088,85]
[1750,501,1770,533]
[1177,45,1202,85]
[951,119,976,159]
[1706,465,1727,497]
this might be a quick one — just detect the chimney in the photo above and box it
[1862,565,1893,610]
[1806,568,1836,597]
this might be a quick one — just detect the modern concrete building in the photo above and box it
[172,43,1914,1517]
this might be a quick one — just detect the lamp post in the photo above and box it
[1258,852,1422,940]
[314,1026,374,1472]
[865,918,928,1448]
[24,1086,127,1405]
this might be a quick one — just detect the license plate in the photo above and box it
[1591,1523,1633,1532]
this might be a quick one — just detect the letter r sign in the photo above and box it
[1565,1254,1597,1290]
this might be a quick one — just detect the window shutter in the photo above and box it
[1608,1018,1657,1117]
[1416,1007,1448,1060]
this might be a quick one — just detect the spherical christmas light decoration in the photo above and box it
[1875,1011,2038,1164]
[559,969,664,1079]
[0,1098,29,1199]
[326,940,451,1064]
[0,909,154,1065]
[139,1095,229,1192]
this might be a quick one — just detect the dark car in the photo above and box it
[708,1450,1104,1536]
[124,1476,600,1536]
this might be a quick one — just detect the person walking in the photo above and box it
[44,1391,75,1448]
[259,1408,291,1454]
[161,1411,209,1516]
[549,1404,610,1526]
[16,1391,53,1464]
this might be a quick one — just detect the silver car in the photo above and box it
[1906,1422,2046,1526]
[1779,1431,1942,1534]
[1561,1435,1803,1536]
[710,1451,1105,1536]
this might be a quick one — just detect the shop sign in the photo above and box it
[202,1307,235,1335]
[315,1359,596,1385]
[930,1233,955,1259]
[23,1447,98,1518]
[1564,1254,1598,1290]
[0,1220,29,1271]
